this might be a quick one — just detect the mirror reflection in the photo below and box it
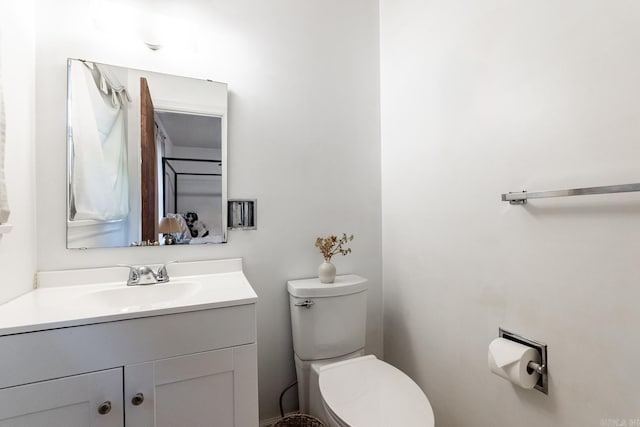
[66,59,227,249]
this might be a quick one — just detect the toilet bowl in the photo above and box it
[316,355,434,427]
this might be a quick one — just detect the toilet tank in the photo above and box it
[288,275,368,360]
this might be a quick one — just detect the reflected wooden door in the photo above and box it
[140,77,157,242]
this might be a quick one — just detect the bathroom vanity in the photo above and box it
[0,259,258,427]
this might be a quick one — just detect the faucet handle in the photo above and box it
[117,264,140,285]
[156,261,177,282]
[117,263,137,272]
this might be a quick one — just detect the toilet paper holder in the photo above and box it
[499,328,548,394]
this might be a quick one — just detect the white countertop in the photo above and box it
[0,259,257,336]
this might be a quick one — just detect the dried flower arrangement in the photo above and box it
[315,233,354,262]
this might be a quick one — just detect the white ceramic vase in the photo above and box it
[318,261,336,283]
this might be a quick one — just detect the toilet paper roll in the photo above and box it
[488,338,541,389]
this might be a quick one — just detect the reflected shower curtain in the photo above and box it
[69,61,129,221]
[0,51,9,224]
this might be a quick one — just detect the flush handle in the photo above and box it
[294,299,315,308]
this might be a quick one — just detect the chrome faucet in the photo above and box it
[118,262,176,286]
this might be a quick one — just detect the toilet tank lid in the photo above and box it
[287,275,367,298]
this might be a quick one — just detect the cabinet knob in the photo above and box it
[131,392,145,406]
[98,401,112,415]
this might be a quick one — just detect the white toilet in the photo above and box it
[288,275,435,427]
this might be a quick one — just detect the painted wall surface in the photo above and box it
[34,0,381,420]
[381,1,640,426]
[0,1,37,304]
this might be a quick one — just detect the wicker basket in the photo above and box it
[271,414,326,427]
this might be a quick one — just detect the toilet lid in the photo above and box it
[319,356,434,427]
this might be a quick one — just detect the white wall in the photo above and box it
[0,1,37,304]
[381,1,640,426]
[34,0,381,420]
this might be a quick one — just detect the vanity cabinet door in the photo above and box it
[0,368,123,427]
[125,343,258,427]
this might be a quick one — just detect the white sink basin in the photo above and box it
[82,281,201,312]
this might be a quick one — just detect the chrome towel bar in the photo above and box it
[501,183,640,205]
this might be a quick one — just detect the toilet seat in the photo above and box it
[318,355,434,427]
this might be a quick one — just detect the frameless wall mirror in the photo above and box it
[66,59,227,249]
